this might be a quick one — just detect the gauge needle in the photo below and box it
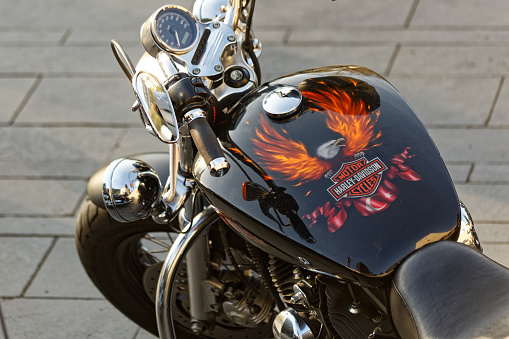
[174,31,180,48]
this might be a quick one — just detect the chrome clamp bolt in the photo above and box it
[230,69,244,81]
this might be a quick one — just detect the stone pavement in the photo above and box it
[0,0,508,338]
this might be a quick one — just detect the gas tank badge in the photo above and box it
[327,156,388,202]
[262,86,302,119]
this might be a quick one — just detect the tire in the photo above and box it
[75,199,273,338]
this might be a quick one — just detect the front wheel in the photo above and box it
[75,199,273,338]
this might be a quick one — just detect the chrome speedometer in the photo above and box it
[142,6,199,56]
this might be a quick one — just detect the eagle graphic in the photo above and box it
[253,77,382,184]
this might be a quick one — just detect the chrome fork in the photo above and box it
[155,206,219,339]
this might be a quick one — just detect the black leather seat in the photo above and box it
[390,241,509,339]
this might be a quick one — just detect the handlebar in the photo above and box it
[183,109,230,177]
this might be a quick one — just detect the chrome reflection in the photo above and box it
[192,0,228,22]
[103,158,162,223]
[457,201,483,253]
[152,171,193,225]
[273,308,315,339]
[133,71,179,144]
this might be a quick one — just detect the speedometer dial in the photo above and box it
[153,6,198,53]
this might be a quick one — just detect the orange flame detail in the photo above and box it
[253,86,382,183]
[253,116,331,183]
[301,88,382,156]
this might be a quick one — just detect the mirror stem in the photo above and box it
[111,40,136,81]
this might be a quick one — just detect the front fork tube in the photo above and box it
[182,191,216,333]
[155,205,219,339]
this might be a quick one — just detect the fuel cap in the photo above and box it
[262,86,302,119]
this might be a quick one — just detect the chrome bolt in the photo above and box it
[192,68,201,75]
[227,34,236,42]
[214,64,223,72]
[290,291,304,304]
[190,321,205,334]
[230,69,244,81]
[213,22,221,29]
[298,257,310,265]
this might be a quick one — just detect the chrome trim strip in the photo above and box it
[457,201,483,253]
[183,108,207,124]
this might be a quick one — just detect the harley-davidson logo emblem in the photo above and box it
[327,157,388,201]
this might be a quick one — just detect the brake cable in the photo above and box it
[242,0,261,83]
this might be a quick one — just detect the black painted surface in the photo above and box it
[195,66,460,283]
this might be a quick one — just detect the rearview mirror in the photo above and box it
[133,71,179,144]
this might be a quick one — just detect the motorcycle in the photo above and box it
[75,0,509,338]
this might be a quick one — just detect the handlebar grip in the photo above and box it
[184,109,230,177]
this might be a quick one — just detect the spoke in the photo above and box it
[144,234,172,250]
[150,249,171,254]
[166,232,176,245]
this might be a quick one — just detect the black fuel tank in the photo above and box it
[194,66,460,285]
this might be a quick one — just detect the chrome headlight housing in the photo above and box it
[103,158,162,223]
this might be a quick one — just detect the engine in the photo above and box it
[268,256,398,339]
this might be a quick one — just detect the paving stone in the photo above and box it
[0,46,137,75]
[0,127,122,163]
[0,237,53,297]
[476,223,509,243]
[445,163,472,183]
[387,78,498,126]
[455,184,509,222]
[25,238,102,298]
[251,28,288,44]
[2,299,138,339]
[110,127,170,159]
[0,0,192,28]
[391,46,509,77]
[489,80,509,127]
[135,329,158,339]
[252,0,413,28]
[0,318,5,339]
[0,78,37,123]
[288,29,509,45]
[259,46,395,80]
[481,243,509,268]
[470,164,509,183]
[65,27,145,46]
[0,30,66,45]
[0,161,102,179]
[411,0,509,27]
[16,78,140,125]
[0,180,85,216]
[0,217,75,236]
[428,129,509,163]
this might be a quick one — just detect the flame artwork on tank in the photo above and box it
[252,77,422,233]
